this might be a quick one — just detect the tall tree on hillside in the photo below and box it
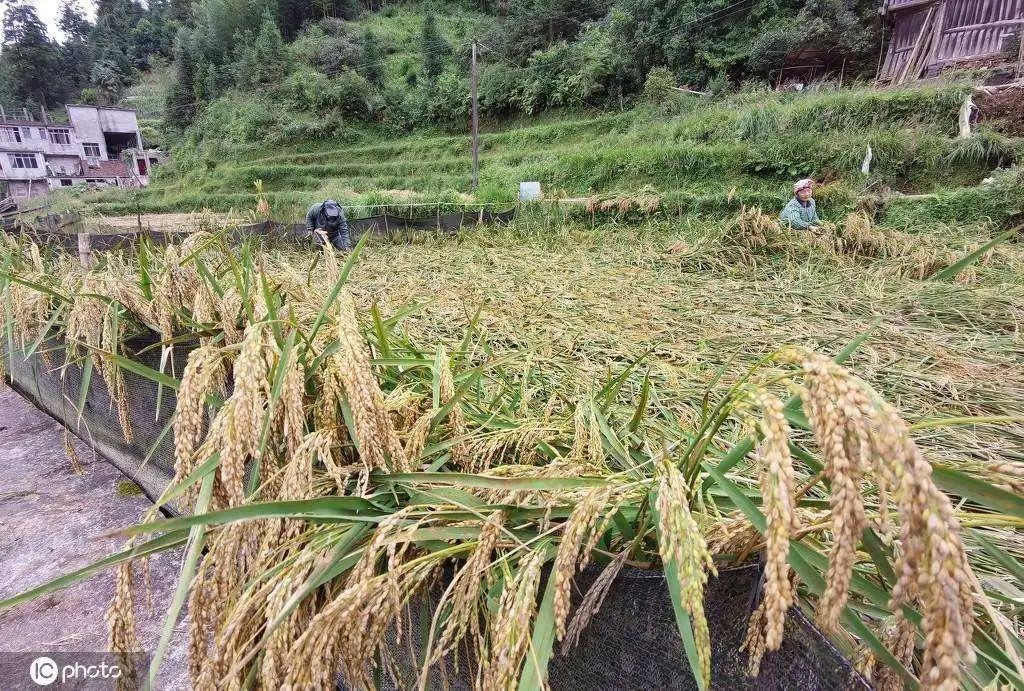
[251,10,290,86]
[165,26,198,123]
[360,29,385,87]
[0,0,65,107]
[59,0,92,40]
[132,0,179,63]
[58,0,95,93]
[421,10,450,82]
[170,0,192,22]
[90,0,144,96]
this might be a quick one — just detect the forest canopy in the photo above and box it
[0,0,882,131]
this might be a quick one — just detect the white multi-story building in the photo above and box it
[0,105,164,202]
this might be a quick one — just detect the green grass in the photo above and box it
[68,80,1022,227]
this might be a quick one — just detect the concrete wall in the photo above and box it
[45,155,82,177]
[0,152,44,181]
[6,180,48,199]
[0,124,80,157]
[67,106,141,157]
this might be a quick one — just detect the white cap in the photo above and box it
[794,178,815,193]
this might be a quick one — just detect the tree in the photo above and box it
[59,0,92,41]
[277,0,315,41]
[0,1,65,107]
[58,0,95,95]
[90,0,144,94]
[165,26,198,123]
[360,29,385,87]
[250,10,290,86]
[421,10,450,82]
[131,1,179,64]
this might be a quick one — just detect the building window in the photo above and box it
[83,143,101,158]
[60,179,73,187]
[21,127,32,139]
[48,128,72,145]
[10,153,39,169]
[0,126,22,143]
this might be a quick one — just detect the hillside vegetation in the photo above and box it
[76,80,1023,231]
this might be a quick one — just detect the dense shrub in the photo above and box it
[292,21,361,75]
[284,67,381,118]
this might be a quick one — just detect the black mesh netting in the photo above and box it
[2,208,518,252]
[363,564,870,690]
[3,334,869,688]
[4,333,183,508]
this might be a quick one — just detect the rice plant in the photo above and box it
[0,218,1022,690]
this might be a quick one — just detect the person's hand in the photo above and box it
[314,228,328,241]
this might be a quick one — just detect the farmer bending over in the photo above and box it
[305,199,351,251]
[780,178,821,230]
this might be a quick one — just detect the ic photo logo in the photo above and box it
[26,655,125,687]
[29,657,58,686]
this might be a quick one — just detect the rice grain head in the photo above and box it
[481,548,546,691]
[552,486,613,641]
[654,454,715,687]
[747,388,797,650]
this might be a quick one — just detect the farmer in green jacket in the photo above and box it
[780,178,822,230]
[305,199,351,251]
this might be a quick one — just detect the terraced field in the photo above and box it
[72,83,1023,228]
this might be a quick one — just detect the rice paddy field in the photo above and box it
[1,194,1023,690]
[4,67,1024,691]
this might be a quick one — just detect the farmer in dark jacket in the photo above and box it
[305,199,351,251]
[779,178,822,230]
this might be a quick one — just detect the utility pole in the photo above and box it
[471,40,480,193]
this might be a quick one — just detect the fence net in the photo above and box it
[366,564,870,690]
[1,208,518,252]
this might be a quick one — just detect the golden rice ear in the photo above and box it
[424,511,505,678]
[438,345,472,471]
[747,388,797,651]
[217,323,271,507]
[107,560,141,689]
[552,486,613,641]
[333,293,409,478]
[654,455,715,687]
[777,347,975,689]
[481,548,546,690]
[173,345,226,506]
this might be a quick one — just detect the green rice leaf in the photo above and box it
[0,531,189,612]
[930,226,1020,282]
[383,472,607,491]
[932,465,1024,519]
[147,472,215,690]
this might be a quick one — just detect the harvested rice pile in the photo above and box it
[0,216,1022,690]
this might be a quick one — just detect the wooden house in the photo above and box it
[879,0,1024,82]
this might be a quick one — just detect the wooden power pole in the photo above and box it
[471,40,480,193]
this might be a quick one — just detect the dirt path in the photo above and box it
[0,386,188,690]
